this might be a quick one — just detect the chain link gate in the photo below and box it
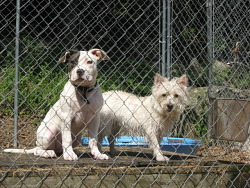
[208,0,250,168]
[0,0,250,187]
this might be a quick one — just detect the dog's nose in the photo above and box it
[167,104,173,111]
[76,69,85,76]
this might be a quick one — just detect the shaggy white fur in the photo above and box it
[98,74,188,162]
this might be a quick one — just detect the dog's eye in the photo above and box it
[162,94,167,97]
[87,61,92,64]
[174,94,179,98]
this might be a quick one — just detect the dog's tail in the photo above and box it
[3,148,35,154]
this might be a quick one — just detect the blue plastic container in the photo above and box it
[81,136,202,155]
[160,137,202,155]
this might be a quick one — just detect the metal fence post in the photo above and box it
[162,0,166,77]
[162,0,172,78]
[14,0,21,147]
[166,0,172,79]
[207,0,214,95]
[207,0,214,140]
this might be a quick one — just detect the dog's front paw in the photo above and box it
[92,151,109,160]
[156,154,169,162]
[63,150,78,161]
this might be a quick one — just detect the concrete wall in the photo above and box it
[1,164,249,187]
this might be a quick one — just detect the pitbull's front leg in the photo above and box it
[60,99,78,161]
[88,113,109,160]
[61,123,78,160]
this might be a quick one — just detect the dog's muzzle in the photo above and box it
[167,104,173,112]
[76,69,85,76]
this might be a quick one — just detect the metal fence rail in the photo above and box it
[0,0,250,187]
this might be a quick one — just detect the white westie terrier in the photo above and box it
[98,74,188,161]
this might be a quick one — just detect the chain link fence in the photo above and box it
[0,0,250,187]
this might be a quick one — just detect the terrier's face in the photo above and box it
[152,74,188,115]
[59,49,109,87]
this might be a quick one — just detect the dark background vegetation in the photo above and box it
[0,0,208,112]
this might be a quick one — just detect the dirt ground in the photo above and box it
[197,144,250,164]
[1,114,250,165]
[0,114,39,148]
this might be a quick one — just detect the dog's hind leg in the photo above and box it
[108,134,116,156]
[97,131,105,153]
[34,135,57,158]
[34,147,57,158]
[88,115,109,160]
[108,120,120,155]
[35,123,59,158]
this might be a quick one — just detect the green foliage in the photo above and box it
[0,35,66,115]
[193,97,209,139]
[213,67,250,90]
[0,65,67,116]
[181,28,197,39]
[98,59,158,96]
[192,92,211,143]
[171,60,209,87]
[175,87,209,141]
[180,108,208,140]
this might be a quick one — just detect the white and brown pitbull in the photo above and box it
[4,49,110,161]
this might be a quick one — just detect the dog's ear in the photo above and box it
[154,74,166,85]
[58,50,78,62]
[89,49,110,60]
[177,75,188,87]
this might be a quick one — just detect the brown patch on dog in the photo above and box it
[90,49,110,60]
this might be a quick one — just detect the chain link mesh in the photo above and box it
[0,0,250,187]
